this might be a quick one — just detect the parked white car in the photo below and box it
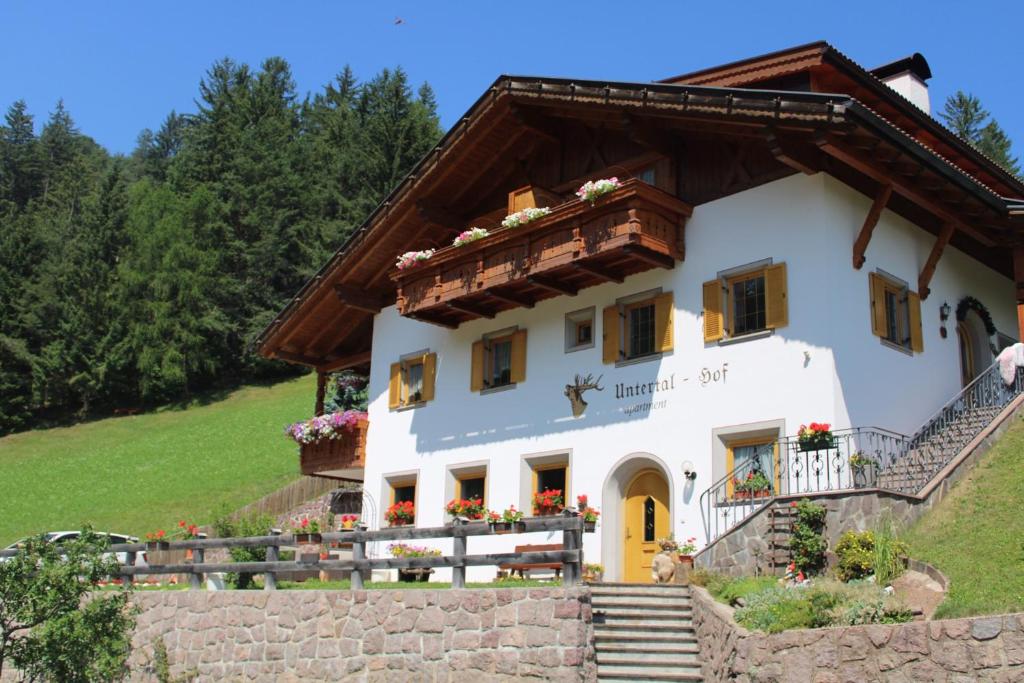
[2,531,143,565]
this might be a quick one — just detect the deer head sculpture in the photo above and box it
[564,373,604,417]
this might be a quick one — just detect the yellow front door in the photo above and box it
[623,470,670,583]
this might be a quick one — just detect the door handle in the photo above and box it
[625,527,632,539]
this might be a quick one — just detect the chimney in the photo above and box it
[870,53,933,115]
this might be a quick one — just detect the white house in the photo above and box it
[257,42,1024,582]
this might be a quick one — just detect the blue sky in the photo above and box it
[1,1,1021,159]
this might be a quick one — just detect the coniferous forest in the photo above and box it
[0,58,443,434]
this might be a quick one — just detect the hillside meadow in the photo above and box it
[0,374,315,546]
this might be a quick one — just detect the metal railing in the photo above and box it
[0,515,585,589]
[699,359,1024,543]
[699,427,909,543]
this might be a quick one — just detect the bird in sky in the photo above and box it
[394,16,405,25]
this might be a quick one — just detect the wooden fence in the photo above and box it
[0,515,585,590]
[228,476,343,522]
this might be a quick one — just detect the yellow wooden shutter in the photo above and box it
[653,292,674,352]
[602,305,620,364]
[470,341,484,392]
[703,280,724,343]
[421,353,437,402]
[764,263,788,329]
[510,330,528,384]
[869,273,887,338]
[908,291,924,353]
[388,362,402,409]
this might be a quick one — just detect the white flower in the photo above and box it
[452,227,489,247]
[501,206,551,229]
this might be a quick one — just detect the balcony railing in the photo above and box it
[299,418,368,480]
[392,179,692,327]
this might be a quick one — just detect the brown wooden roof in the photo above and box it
[256,48,1024,372]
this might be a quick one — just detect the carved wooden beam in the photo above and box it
[527,275,579,296]
[485,289,535,309]
[917,223,955,300]
[622,245,675,270]
[447,301,496,319]
[408,312,458,329]
[509,104,561,143]
[315,372,327,416]
[573,261,624,284]
[319,350,372,373]
[622,113,678,157]
[766,132,818,175]
[273,350,322,367]
[852,183,893,269]
[816,134,995,247]
[333,283,384,314]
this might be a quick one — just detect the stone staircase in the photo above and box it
[591,583,703,682]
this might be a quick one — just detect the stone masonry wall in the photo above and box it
[128,587,596,682]
[691,586,1024,682]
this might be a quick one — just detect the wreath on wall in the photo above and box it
[955,296,997,337]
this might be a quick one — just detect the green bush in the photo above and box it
[790,499,827,575]
[714,576,778,606]
[872,516,908,585]
[213,511,276,589]
[835,530,875,581]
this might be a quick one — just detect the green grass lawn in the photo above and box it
[0,375,316,547]
[904,415,1024,619]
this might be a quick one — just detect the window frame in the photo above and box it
[565,307,596,353]
[386,473,419,525]
[719,260,773,341]
[455,472,487,506]
[400,356,426,406]
[607,288,669,367]
[624,299,657,360]
[871,270,918,354]
[725,436,780,499]
[485,333,514,389]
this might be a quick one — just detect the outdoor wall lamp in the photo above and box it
[681,461,697,481]
[939,301,951,338]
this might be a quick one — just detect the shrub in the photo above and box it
[714,576,778,606]
[872,516,908,585]
[734,586,818,633]
[790,499,827,575]
[213,511,276,589]
[835,530,875,581]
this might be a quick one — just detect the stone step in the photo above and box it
[597,663,703,682]
[592,594,693,609]
[594,630,698,645]
[597,651,701,666]
[595,606,694,621]
[596,641,700,655]
[594,617,695,631]
[592,582,691,592]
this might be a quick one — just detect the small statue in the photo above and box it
[651,552,675,584]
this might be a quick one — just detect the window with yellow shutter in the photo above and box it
[602,289,673,364]
[704,260,787,344]
[868,271,923,354]
[473,327,526,392]
[389,351,437,409]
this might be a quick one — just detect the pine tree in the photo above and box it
[940,91,1020,177]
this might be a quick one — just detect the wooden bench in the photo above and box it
[499,543,563,579]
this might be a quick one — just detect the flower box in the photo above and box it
[146,541,170,552]
[533,505,564,517]
[733,489,772,500]
[294,533,322,545]
[398,568,434,583]
[489,521,527,535]
[584,521,596,533]
[798,435,835,451]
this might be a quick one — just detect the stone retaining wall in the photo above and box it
[691,585,1024,682]
[128,587,595,682]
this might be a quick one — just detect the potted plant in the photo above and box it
[849,452,876,488]
[445,497,485,524]
[501,206,551,229]
[487,506,525,534]
[575,177,622,205]
[452,227,489,247]
[657,535,679,553]
[292,517,321,544]
[677,537,698,566]
[385,500,415,527]
[576,494,600,532]
[144,529,169,552]
[582,563,604,583]
[395,249,435,271]
[532,489,565,516]
[388,543,441,582]
[734,471,772,499]
[797,422,834,451]
[339,514,363,531]
[319,546,331,562]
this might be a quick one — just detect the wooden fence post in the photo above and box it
[265,529,281,591]
[562,517,580,586]
[351,538,365,590]
[189,533,206,590]
[122,551,136,587]
[452,529,467,589]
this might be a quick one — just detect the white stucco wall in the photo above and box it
[359,172,1015,581]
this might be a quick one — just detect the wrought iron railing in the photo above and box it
[699,358,1024,544]
[699,427,909,543]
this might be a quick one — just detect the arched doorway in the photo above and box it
[957,309,992,386]
[601,454,674,582]
[623,469,670,583]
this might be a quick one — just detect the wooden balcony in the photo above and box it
[299,418,368,481]
[392,179,693,326]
